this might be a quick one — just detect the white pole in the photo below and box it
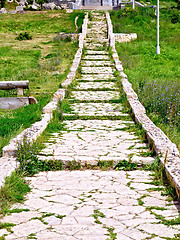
[156,0,160,54]
[133,0,135,9]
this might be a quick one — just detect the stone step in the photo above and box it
[81,61,113,67]
[85,38,108,43]
[86,50,109,55]
[38,120,153,165]
[84,43,107,50]
[82,55,110,60]
[81,66,114,74]
[70,91,120,101]
[75,81,117,90]
[63,102,127,117]
[77,74,115,81]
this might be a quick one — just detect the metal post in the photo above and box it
[156,0,160,54]
[132,0,135,9]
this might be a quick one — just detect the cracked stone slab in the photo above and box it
[75,81,117,90]
[82,55,110,60]
[1,170,179,239]
[63,102,125,116]
[81,66,113,74]
[78,74,115,81]
[81,60,112,67]
[38,119,154,165]
[70,91,120,101]
[86,50,108,55]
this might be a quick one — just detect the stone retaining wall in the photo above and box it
[114,33,137,43]
[106,12,180,199]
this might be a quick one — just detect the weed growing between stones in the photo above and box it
[27,233,37,239]
[97,160,114,170]
[0,222,16,231]
[114,160,138,171]
[0,171,31,216]
[92,209,117,239]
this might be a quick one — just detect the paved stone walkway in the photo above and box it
[0,11,179,240]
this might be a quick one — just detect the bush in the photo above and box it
[171,10,180,23]
[16,32,32,41]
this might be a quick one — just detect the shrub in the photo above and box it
[171,10,180,23]
[16,32,32,41]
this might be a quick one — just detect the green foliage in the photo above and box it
[97,160,114,170]
[0,171,31,215]
[0,0,6,8]
[17,136,41,175]
[113,70,120,77]
[115,160,137,171]
[66,160,81,170]
[56,214,66,219]
[171,9,180,23]
[16,32,32,41]
[0,222,16,229]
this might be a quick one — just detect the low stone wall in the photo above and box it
[106,12,180,199]
[54,33,79,42]
[114,33,137,43]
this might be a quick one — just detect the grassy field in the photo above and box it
[0,9,85,155]
[110,0,180,150]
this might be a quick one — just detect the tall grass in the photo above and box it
[110,1,180,149]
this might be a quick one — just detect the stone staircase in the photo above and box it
[1,11,180,240]
[38,11,155,166]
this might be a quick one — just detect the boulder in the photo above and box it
[0,8,7,14]
[42,2,56,10]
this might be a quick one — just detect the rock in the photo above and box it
[16,6,24,12]
[0,8,7,14]
[55,6,62,10]
[66,9,73,13]
[60,4,68,9]
[18,0,28,6]
[31,3,40,10]
[42,2,56,10]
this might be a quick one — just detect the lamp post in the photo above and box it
[156,0,160,54]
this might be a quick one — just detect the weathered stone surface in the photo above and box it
[1,11,179,240]
[1,170,179,239]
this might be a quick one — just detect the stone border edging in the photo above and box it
[106,12,180,199]
[1,13,88,185]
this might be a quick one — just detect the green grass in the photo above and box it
[110,1,180,150]
[0,10,84,34]
[0,171,31,216]
[0,10,84,155]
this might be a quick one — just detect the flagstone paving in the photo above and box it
[1,171,180,240]
[0,11,179,240]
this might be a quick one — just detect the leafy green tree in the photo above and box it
[175,0,180,10]
[0,0,6,8]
